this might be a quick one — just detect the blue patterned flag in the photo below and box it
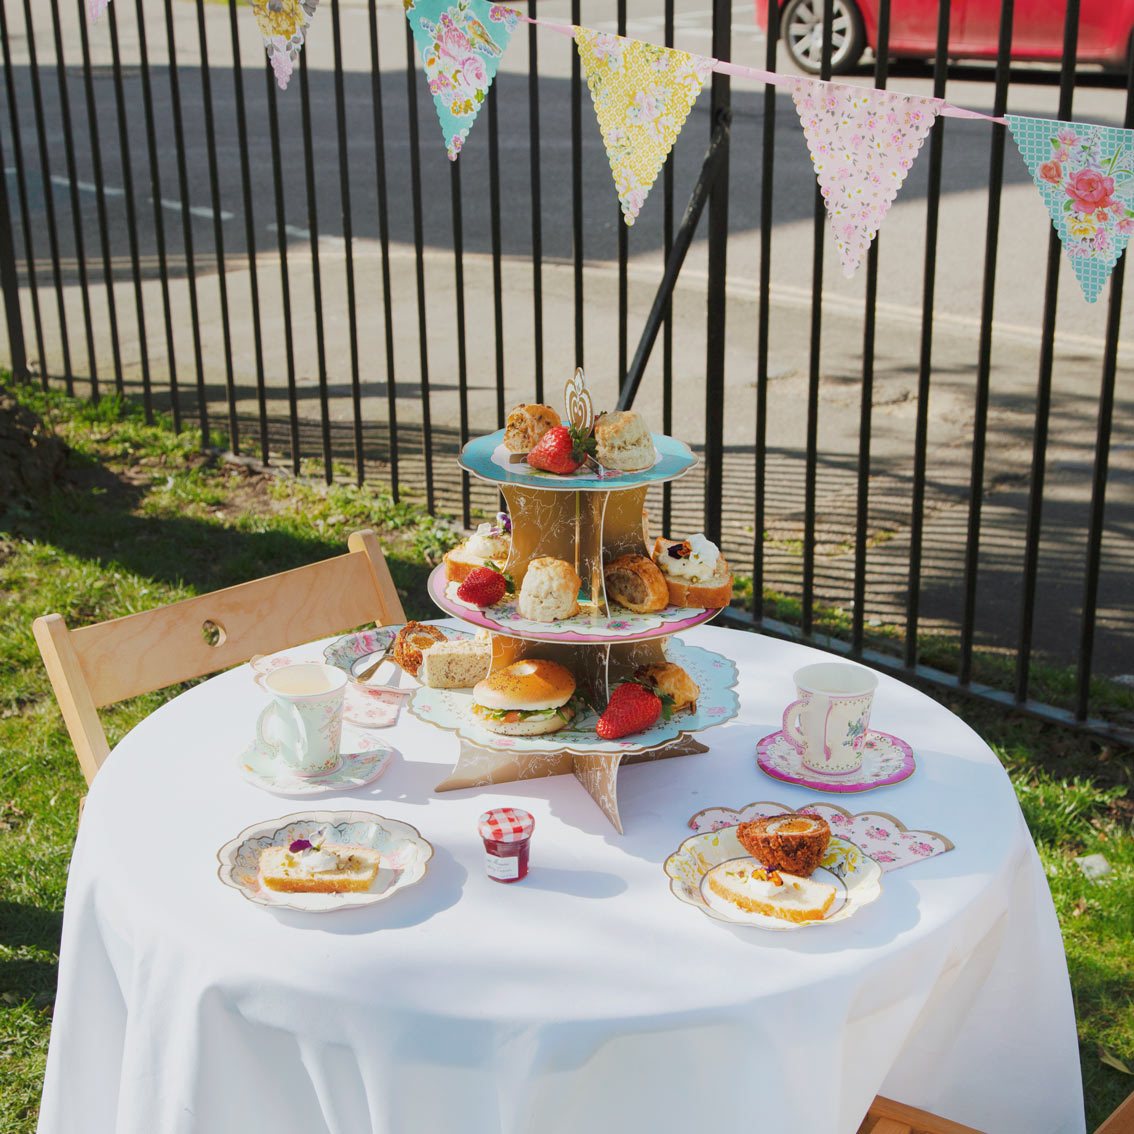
[1007,115,1134,303]
[405,0,519,161]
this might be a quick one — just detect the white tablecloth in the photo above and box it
[39,625,1084,1134]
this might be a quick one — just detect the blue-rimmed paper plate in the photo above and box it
[458,429,698,492]
[408,637,739,756]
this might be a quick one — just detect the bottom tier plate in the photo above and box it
[408,636,739,754]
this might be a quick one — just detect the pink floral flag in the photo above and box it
[788,78,940,277]
[249,0,322,91]
[87,0,110,20]
[1007,115,1134,303]
[405,0,520,160]
[574,29,715,226]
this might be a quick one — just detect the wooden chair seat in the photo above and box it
[34,529,406,786]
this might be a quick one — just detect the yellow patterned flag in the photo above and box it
[574,28,715,226]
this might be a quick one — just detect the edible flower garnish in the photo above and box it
[667,540,692,560]
[289,830,324,854]
[495,511,511,534]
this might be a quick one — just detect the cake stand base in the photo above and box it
[435,736,709,834]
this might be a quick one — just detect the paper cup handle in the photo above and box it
[782,698,807,753]
[257,703,301,764]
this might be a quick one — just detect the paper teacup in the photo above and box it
[256,663,348,777]
[782,662,878,776]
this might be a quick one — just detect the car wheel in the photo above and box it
[780,0,866,75]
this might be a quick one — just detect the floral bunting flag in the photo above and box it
[250,0,321,91]
[574,29,715,226]
[405,0,520,161]
[788,78,940,277]
[88,0,110,20]
[1006,116,1134,303]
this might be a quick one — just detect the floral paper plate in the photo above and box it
[664,826,883,930]
[217,811,433,913]
[323,624,472,688]
[409,636,739,755]
[459,429,697,492]
[429,566,720,644]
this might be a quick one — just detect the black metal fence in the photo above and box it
[0,0,1131,743]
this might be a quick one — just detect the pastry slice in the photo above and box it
[604,553,668,613]
[705,861,835,924]
[259,843,381,894]
[634,662,700,713]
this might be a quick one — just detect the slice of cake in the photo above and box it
[705,861,835,924]
[259,839,381,894]
[419,631,492,689]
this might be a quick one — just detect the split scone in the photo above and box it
[603,553,668,613]
[594,411,655,471]
[259,842,381,894]
[705,861,835,924]
[736,813,831,877]
[517,557,581,622]
[652,535,733,609]
[503,403,560,454]
[634,662,700,713]
[419,630,492,689]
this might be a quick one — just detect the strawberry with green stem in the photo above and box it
[596,680,675,740]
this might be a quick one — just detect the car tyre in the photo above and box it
[780,0,867,75]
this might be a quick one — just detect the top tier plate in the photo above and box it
[459,429,698,492]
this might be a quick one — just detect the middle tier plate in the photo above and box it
[408,636,740,756]
[428,564,722,644]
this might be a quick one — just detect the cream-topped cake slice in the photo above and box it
[704,859,836,923]
[259,839,381,894]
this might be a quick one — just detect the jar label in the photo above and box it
[485,852,520,880]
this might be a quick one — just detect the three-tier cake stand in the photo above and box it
[407,376,740,833]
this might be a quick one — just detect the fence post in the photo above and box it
[703,0,731,545]
[0,129,28,384]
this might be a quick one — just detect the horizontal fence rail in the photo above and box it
[0,0,1131,746]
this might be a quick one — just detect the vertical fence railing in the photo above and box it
[0,0,1128,744]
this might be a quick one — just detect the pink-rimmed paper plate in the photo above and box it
[428,564,720,644]
[756,729,915,793]
[687,801,953,872]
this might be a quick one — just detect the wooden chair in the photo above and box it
[860,1089,1134,1134]
[33,529,406,786]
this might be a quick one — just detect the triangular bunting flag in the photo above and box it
[88,0,110,20]
[574,29,714,226]
[788,78,939,277]
[1007,115,1134,303]
[405,0,519,161]
[250,0,321,91]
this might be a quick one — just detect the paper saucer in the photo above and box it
[239,728,393,797]
[756,729,915,793]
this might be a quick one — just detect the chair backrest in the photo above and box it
[33,529,406,785]
[859,1097,985,1134]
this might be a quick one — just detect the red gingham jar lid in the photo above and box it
[478,807,535,844]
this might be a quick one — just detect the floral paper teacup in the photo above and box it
[782,662,878,776]
[256,663,348,777]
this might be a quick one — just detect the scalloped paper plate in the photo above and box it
[408,637,739,755]
[664,827,883,930]
[217,811,433,913]
[459,429,697,492]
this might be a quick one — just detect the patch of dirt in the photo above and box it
[0,385,68,512]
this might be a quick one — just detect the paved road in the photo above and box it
[1,0,1132,682]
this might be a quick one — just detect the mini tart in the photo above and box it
[735,813,832,877]
[391,621,447,676]
[603,553,668,613]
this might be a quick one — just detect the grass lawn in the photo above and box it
[1,385,1131,1131]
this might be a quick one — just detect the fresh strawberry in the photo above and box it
[527,424,595,475]
[456,566,507,607]
[596,681,669,739]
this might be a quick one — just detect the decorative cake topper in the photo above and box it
[564,367,594,433]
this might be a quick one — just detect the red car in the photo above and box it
[758,0,1134,75]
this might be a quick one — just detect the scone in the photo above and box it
[704,861,835,923]
[594,411,654,471]
[419,631,492,689]
[517,557,581,622]
[444,519,511,583]
[736,813,832,877]
[604,553,668,613]
[634,662,699,713]
[503,403,560,453]
[652,535,733,609]
[259,842,381,894]
[391,621,447,676]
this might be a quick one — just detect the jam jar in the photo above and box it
[478,807,535,883]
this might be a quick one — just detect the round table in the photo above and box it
[38,625,1085,1134]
